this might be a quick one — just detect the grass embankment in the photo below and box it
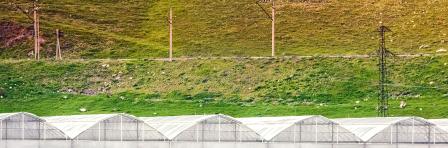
[1,0,447,58]
[1,56,447,118]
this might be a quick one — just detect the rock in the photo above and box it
[81,89,96,95]
[443,94,448,98]
[399,100,407,109]
[355,101,360,104]
[79,108,87,112]
[436,48,447,53]
[429,81,435,85]
[419,45,430,49]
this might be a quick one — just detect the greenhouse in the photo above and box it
[140,114,262,142]
[43,114,166,141]
[334,117,448,144]
[2,112,448,148]
[0,112,67,140]
[237,116,362,143]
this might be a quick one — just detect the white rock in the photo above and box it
[429,81,435,85]
[419,45,430,49]
[419,108,423,111]
[356,101,360,104]
[436,48,447,53]
[80,108,87,112]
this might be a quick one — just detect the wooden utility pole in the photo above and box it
[271,0,275,57]
[169,6,173,62]
[55,29,62,60]
[33,0,40,60]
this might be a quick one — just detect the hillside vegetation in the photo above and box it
[1,56,447,118]
[0,0,447,58]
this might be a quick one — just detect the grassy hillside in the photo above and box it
[0,0,447,58]
[1,56,447,118]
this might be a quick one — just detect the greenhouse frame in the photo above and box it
[140,114,263,142]
[0,112,67,140]
[238,116,362,143]
[334,117,448,144]
[43,114,167,141]
[2,112,448,148]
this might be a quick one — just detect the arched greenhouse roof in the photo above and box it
[0,112,68,140]
[140,114,263,141]
[238,116,315,141]
[43,114,166,140]
[429,119,448,131]
[333,117,447,143]
[238,115,362,143]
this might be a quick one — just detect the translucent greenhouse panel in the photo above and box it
[334,126,363,143]
[0,120,4,140]
[140,123,166,141]
[368,126,395,144]
[171,115,260,142]
[0,113,66,140]
[74,115,164,141]
[433,127,448,144]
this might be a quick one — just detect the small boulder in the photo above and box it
[419,45,430,49]
[399,100,407,109]
[79,107,87,112]
[436,48,447,53]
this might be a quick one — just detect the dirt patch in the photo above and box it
[0,21,45,48]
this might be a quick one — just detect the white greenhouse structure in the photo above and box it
[238,116,362,143]
[334,117,448,144]
[140,114,263,142]
[43,114,166,141]
[0,112,67,140]
[3,112,448,148]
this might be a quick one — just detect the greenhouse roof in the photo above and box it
[428,119,448,131]
[237,116,316,140]
[43,114,131,139]
[333,117,433,142]
[0,112,41,120]
[0,113,17,119]
[140,114,243,140]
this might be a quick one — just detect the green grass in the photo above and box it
[1,0,447,58]
[1,56,447,118]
